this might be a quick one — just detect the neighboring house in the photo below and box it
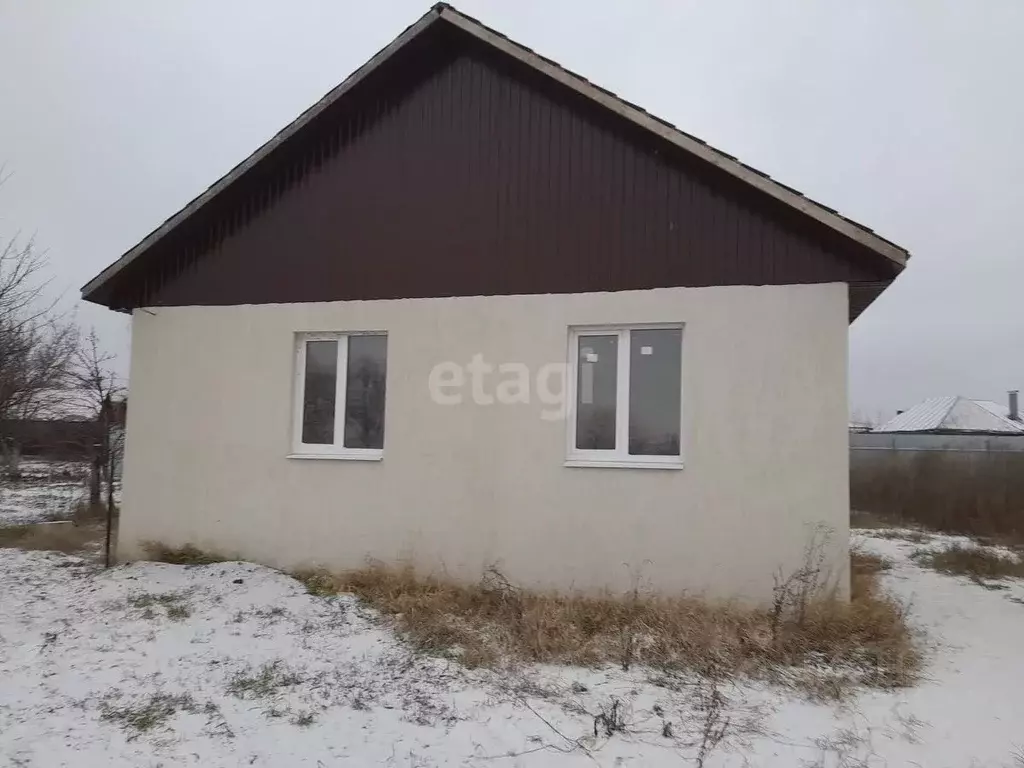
[875,393,1023,435]
[81,4,908,600]
[0,400,127,462]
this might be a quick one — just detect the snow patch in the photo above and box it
[1,533,1023,765]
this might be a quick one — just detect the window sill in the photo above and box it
[564,458,684,470]
[287,452,383,462]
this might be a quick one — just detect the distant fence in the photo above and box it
[0,420,104,460]
[851,432,1024,537]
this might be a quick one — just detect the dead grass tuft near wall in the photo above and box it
[913,543,1024,581]
[0,521,102,555]
[142,542,229,566]
[849,546,892,576]
[295,550,919,698]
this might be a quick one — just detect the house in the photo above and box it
[81,4,908,601]
[0,395,126,462]
[875,392,1023,435]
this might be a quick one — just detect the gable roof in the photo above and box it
[82,3,909,308]
[875,396,1024,434]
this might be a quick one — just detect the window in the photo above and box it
[568,325,682,467]
[291,332,388,459]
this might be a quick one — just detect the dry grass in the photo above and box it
[851,450,1024,542]
[295,552,919,696]
[851,511,932,544]
[101,692,198,738]
[0,521,103,554]
[72,500,117,525]
[867,529,931,544]
[142,542,229,566]
[849,547,892,576]
[850,509,904,530]
[913,543,1024,581]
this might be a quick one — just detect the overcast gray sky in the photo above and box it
[1,0,1021,421]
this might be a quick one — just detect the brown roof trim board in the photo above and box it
[82,2,909,306]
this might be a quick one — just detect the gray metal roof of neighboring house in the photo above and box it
[875,396,1024,434]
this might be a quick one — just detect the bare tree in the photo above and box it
[0,230,79,470]
[72,329,125,510]
[72,329,125,568]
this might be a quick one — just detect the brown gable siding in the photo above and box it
[116,36,894,317]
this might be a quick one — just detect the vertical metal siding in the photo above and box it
[125,45,885,312]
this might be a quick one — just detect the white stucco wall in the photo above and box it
[120,283,850,602]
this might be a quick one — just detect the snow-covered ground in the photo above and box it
[1,531,1024,767]
[0,459,87,527]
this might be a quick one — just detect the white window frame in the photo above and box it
[289,331,387,461]
[566,324,683,469]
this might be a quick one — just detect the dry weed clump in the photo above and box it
[913,543,1024,581]
[142,542,229,566]
[0,521,103,554]
[849,547,892,576]
[297,550,919,696]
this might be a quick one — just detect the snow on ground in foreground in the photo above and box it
[2,532,1024,767]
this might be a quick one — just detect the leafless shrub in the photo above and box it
[687,675,731,767]
[643,674,764,766]
[771,526,836,645]
[480,564,525,622]
[592,697,627,737]
[618,567,649,671]
[500,672,760,764]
